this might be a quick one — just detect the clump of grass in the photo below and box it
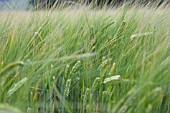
[0,5,170,113]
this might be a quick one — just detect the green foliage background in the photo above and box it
[29,0,170,9]
[0,5,170,113]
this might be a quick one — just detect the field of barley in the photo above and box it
[0,5,170,113]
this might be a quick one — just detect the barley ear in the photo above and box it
[7,78,28,98]
[64,79,72,97]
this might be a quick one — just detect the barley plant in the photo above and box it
[0,3,170,113]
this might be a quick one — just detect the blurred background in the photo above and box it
[0,0,29,10]
[0,0,169,10]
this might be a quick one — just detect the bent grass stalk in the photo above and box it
[0,61,24,76]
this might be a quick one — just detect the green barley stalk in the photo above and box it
[101,21,115,33]
[91,77,101,93]
[109,62,116,76]
[98,58,112,71]
[70,60,81,75]
[130,32,153,41]
[64,64,70,77]
[83,88,90,112]
[99,21,126,51]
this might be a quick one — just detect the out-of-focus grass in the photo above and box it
[0,6,170,113]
